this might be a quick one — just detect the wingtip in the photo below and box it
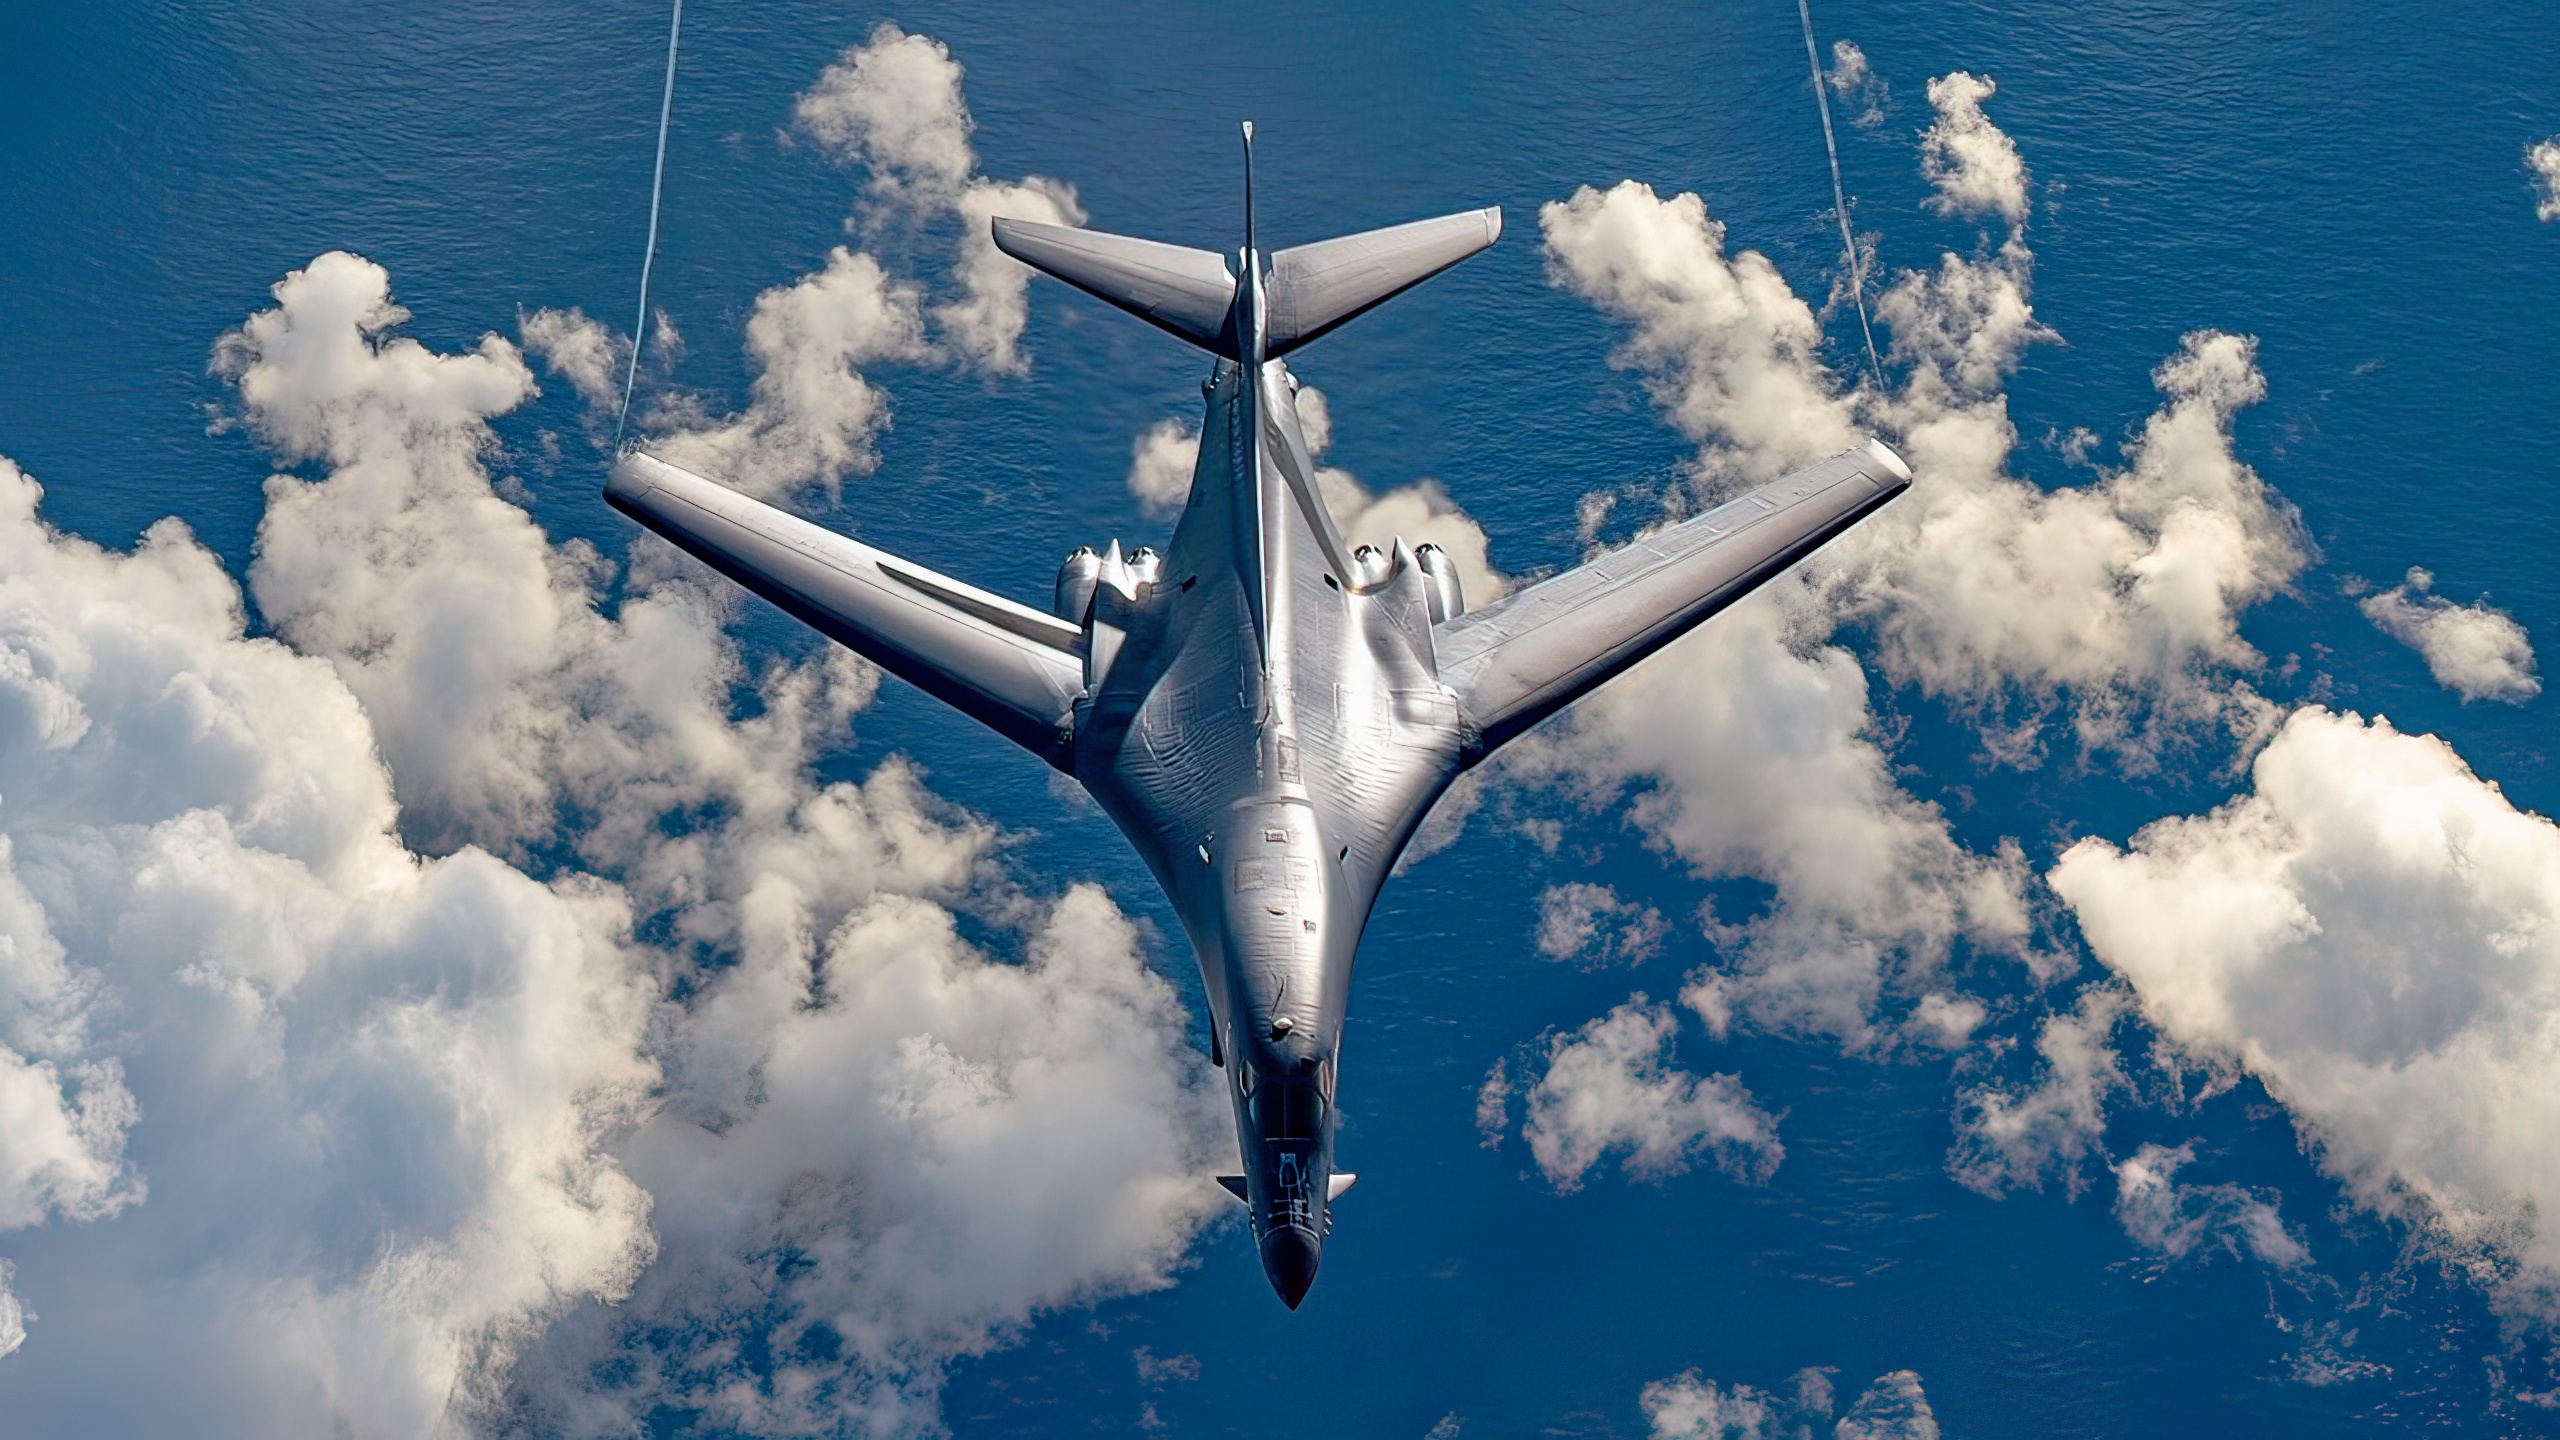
[1862,436,1914,484]
[606,449,664,506]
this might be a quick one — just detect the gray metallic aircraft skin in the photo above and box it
[604,136,1912,1309]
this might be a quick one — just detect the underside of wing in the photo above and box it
[1434,440,1912,760]
[608,452,1085,766]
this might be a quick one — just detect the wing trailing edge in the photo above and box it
[1436,439,1912,760]
[606,452,1084,766]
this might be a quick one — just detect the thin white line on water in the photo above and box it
[616,0,685,450]
[1796,0,1884,391]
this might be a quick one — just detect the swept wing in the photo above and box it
[1436,439,1912,759]
[607,452,1084,765]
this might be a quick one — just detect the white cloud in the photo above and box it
[2052,706,2560,1322]
[1535,881,1666,966]
[2113,1141,2309,1268]
[1513,999,1782,1191]
[0,1260,21,1359]
[0,446,659,1434]
[1643,1366,1937,1440]
[1513,597,2034,1053]
[1642,1370,1779,1439]
[518,305,626,412]
[2530,139,2560,223]
[1475,1057,1512,1146]
[1828,41,1888,129]
[1541,179,1864,487]
[1515,75,2310,1053]
[1127,417,1198,518]
[510,885,1223,1435]
[792,23,1085,374]
[1918,73,2029,227]
[0,249,1224,1434]
[1947,986,2130,1198]
[2361,567,2540,704]
[604,25,1081,499]
[646,245,932,498]
[1833,1371,1939,1440]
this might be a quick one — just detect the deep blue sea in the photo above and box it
[5,1,2559,1435]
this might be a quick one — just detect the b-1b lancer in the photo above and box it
[606,126,1910,1308]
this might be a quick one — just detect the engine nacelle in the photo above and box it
[1055,546,1101,621]
[1414,543,1464,623]
[1349,543,1392,590]
[1128,545,1165,590]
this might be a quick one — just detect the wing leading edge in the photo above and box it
[606,452,1084,765]
[1435,439,1912,761]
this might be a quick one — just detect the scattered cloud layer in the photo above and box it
[2113,1141,2309,1268]
[1918,73,2029,227]
[1644,1364,1938,1440]
[1513,67,2304,1066]
[2361,567,2540,704]
[792,22,1083,374]
[518,304,627,412]
[2530,138,2560,223]
[1947,985,2133,1199]
[2054,707,2560,1322]
[1827,41,1888,130]
[1498,1000,1783,1192]
[1535,882,1667,967]
[0,241,1223,1435]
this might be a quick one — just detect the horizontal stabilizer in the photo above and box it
[990,219,1237,355]
[1438,439,1912,758]
[1216,1175,1248,1203]
[606,452,1084,765]
[1266,208,1501,357]
[1327,1172,1358,1201]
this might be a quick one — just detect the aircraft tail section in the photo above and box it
[989,219,1239,355]
[991,130,1498,363]
[1264,208,1501,357]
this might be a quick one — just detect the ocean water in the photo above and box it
[4,0,2558,1434]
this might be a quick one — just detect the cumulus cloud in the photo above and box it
[1127,417,1197,518]
[0,445,659,1433]
[793,23,1084,374]
[1827,41,1887,129]
[1514,71,2312,1054]
[2113,1141,2308,1268]
[518,305,627,412]
[2053,707,2560,1321]
[645,246,932,498]
[0,1260,21,1359]
[0,250,1223,1434]
[2530,139,2560,222]
[1947,986,2131,1198]
[1515,596,2034,1052]
[2361,567,2540,704]
[1918,73,2029,227]
[1535,881,1667,967]
[511,886,1222,1435]
[1542,179,1863,487]
[1511,999,1782,1191]
[1643,1365,1937,1440]
[603,25,1080,498]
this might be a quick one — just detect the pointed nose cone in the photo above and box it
[1259,1225,1322,1309]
